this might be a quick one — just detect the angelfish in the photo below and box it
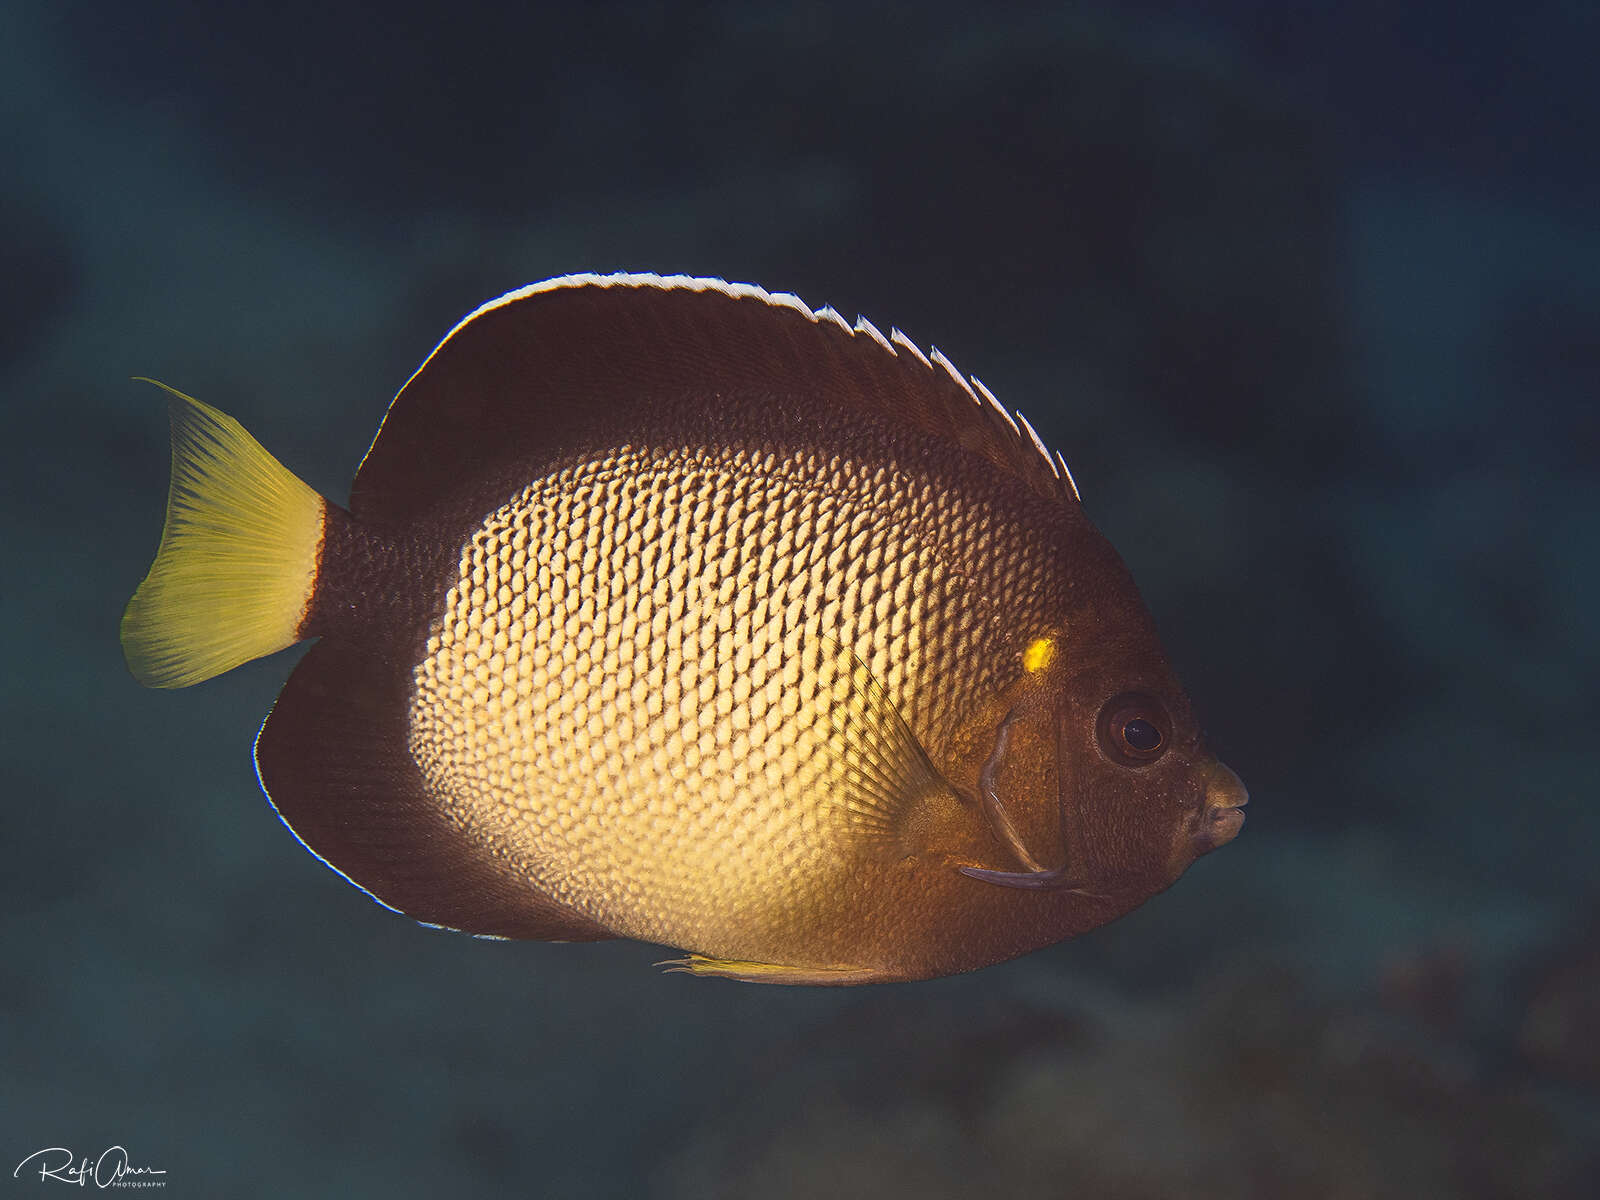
[121,273,1247,985]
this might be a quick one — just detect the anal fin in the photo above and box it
[255,640,613,942]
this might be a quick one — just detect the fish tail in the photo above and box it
[121,379,327,688]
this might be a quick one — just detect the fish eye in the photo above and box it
[1095,692,1170,766]
[1122,717,1162,753]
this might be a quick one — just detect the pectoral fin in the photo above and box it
[813,635,962,854]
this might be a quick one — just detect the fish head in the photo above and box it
[1064,676,1248,890]
[951,626,1246,899]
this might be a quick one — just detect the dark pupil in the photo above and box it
[1122,718,1162,753]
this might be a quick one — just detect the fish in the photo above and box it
[121,272,1247,985]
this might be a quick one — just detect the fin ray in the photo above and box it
[815,635,957,851]
[658,954,880,985]
[121,380,324,688]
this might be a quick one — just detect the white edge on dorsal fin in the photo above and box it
[929,347,979,402]
[1055,450,1082,502]
[1014,409,1058,478]
[854,315,895,354]
[814,305,852,333]
[889,328,932,368]
[395,273,822,398]
[369,273,1081,507]
[365,272,827,474]
[718,277,816,320]
[969,374,1020,436]
[750,287,815,319]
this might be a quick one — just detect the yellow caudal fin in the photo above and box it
[121,379,326,688]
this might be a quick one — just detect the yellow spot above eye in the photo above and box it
[1023,636,1055,673]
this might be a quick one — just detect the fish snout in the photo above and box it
[1193,760,1248,853]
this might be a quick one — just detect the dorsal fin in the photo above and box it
[351,273,1078,522]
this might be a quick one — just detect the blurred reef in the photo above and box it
[665,953,1599,1199]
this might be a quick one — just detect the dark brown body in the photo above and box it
[151,275,1247,983]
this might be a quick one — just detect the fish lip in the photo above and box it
[1191,760,1248,853]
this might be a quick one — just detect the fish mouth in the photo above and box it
[1191,760,1248,854]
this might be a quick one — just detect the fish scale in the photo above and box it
[407,439,1020,958]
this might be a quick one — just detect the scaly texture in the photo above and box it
[407,438,1058,965]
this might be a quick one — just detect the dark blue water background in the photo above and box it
[3,2,1596,1195]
